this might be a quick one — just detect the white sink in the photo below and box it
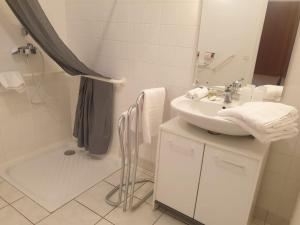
[171,96,250,136]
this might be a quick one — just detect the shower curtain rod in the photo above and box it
[80,75,126,85]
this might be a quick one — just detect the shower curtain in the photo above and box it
[6,0,113,154]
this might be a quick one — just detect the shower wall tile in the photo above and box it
[0,1,73,164]
[65,0,201,167]
[0,74,73,164]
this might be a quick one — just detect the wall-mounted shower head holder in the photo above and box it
[11,43,37,56]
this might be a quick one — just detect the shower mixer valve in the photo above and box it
[11,43,37,56]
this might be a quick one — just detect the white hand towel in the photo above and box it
[218,102,298,133]
[142,88,166,144]
[263,85,283,101]
[186,87,208,100]
[0,71,25,93]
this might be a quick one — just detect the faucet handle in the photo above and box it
[225,84,232,91]
[230,78,244,93]
[233,78,244,87]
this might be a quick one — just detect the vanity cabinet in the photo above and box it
[155,132,204,217]
[154,118,269,225]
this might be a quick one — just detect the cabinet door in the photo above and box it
[194,145,259,225]
[156,132,204,217]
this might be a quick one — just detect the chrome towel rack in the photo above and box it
[105,92,154,211]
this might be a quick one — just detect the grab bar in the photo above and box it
[80,75,126,85]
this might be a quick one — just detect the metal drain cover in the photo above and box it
[64,150,76,156]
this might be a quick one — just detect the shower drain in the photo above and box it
[64,150,76,156]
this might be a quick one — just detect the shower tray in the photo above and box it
[0,141,120,212]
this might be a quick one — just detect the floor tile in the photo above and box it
[0,197,8,209]
[76,182,116,216]
[37,201,100,225]
[96,218,114,225]
[0,206,32,225]
[105,198,163,225]
[105,169,152,191]
[137,168,154,178]
[104,170,122,186]
[134,182,154,205]
[0,182,24,203]
[12,196,50,223]
[155,213,187,225]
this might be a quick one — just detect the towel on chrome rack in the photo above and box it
[127,88,166,144]
[142,88,166,144]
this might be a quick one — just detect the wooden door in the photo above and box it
[254,2,300,80]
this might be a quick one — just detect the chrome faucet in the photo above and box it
[223,79,244,104]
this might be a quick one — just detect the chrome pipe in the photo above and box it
[128,93,144,209]
[105,114,127,206]
[129,92,154,211]
[123,105,136,212]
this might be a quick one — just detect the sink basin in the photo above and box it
[171,96,250,136]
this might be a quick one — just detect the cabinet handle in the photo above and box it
[167,140,194,156]
[214,156,245,169]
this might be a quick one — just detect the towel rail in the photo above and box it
[80,75,126,85]
[61,72,126,85]
[105,92,154,212]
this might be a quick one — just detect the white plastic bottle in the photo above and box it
[252,86,266,102]
[239,85,255,104]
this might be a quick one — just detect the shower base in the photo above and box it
[0,141,120,212]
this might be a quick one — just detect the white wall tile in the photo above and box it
[0,1,72,164]
[66,0,300,222]
[66,0,201,167]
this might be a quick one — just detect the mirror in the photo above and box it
[195,0,300,101]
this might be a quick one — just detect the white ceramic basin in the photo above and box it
[171,96,250,136]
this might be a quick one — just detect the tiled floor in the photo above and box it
[0,168,188,225]
[0,167,264,225]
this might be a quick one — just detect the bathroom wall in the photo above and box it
[65,0,300,223]
[0,0,72,164]
[66,0,201,168]
[254,24,300,224]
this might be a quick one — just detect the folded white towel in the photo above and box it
[0,71,25,93]
[221,116,298,143]
[186,87,208,100]
[218,102,298,133]
[263,85,283,102]
[218,102,299,143]
[142,88,166,144]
